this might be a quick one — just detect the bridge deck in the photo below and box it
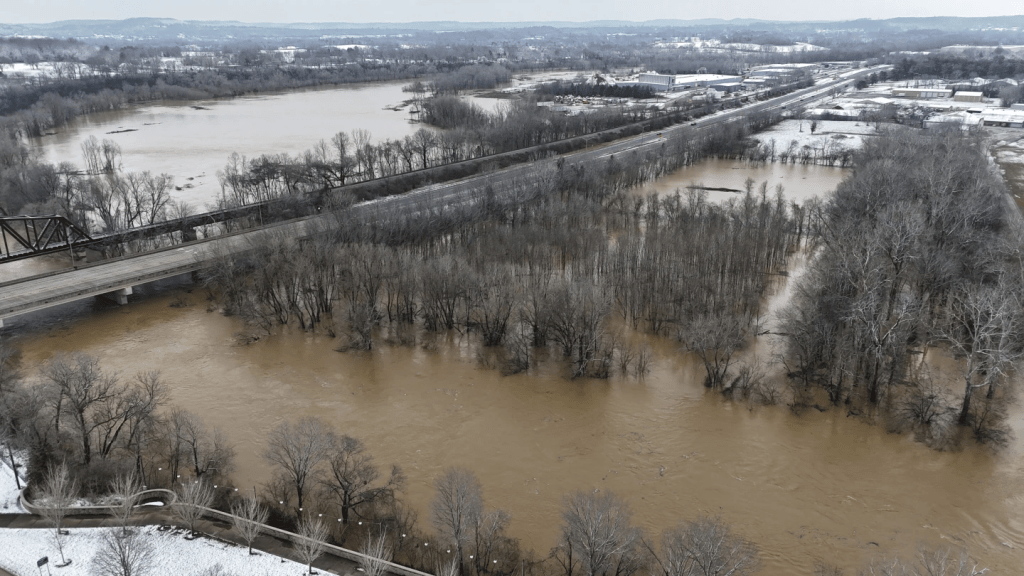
[0,217,314,321]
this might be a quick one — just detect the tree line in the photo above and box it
[779,127,1024,447]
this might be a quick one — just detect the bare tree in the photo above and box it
[263,417,334,513]
[42,353,125,465]
[431,466,484,575]
[558,490,642,576]
[661,516,760,576]
[230,489,269,555]
[39,460,77,566]
[172,408,235,480]
[938,282,1021,426]
[360,527,395,576]
[296,515,330,575]
[682,315,748,389]
[858,545,986,576]
[227,485,268,553]
[90,527,155,576]
[437,558,460,576]
[914,545,987,576]
[173,478,213,538]
[108,470,143,534]
[321,434,405,525]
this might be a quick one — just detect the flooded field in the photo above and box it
[639,157,849,204]
[3,279,1022,576]
[7,97,1024,575]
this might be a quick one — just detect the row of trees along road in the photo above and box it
[780,126,1024,447]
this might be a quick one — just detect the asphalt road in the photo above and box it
[0,66,888,325]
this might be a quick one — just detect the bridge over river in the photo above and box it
[0,67,885,328]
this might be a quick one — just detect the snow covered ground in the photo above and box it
[0,526,309,576]
[653,39,826,53]
[752,119,877,151]
[0,447,27,514]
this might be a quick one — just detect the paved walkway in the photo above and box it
[0,511,361,576]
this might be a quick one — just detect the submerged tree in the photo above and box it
[661,516,760,576]
[431,466,483,575]
[263,417,334,513]
[557,490,643,576]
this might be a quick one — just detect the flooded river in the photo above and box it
[4,281,1022,575]
[27,81,428,209]
[7,101,1024,574]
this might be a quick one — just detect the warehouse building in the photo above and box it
[953,91,984,102]
[891,87,953,99]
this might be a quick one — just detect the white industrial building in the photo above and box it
[634,72,743,92]
[891,88,953,99]
[953,91,984,103]
[980,110,1024,128]
[673,74,743,89]
[637,73,676,90]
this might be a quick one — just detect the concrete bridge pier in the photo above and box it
[98,286,133,305]
[181,226,198,242]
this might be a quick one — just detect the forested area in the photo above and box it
[204,104,793,391]
[780,128,1024,447]
[885,53,1024,82]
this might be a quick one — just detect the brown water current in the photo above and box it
[4,157,1023,575]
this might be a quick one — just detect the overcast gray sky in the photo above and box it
[4,0,1017,24]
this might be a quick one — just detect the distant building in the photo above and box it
[891,88,953,99]
[954,91,984,103]
[673,74,743,89]
[979,110,1024,128]
[637,73,675,91]
[712,82,743,93]
[635,72,744,92]
[924,111,982,128]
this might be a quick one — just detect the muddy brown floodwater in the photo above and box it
[3,162,1023,575]
[27,80,433,209]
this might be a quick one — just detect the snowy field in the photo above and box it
[653,39,826,53]
[752,119,877,151]
[0,526,309,576]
